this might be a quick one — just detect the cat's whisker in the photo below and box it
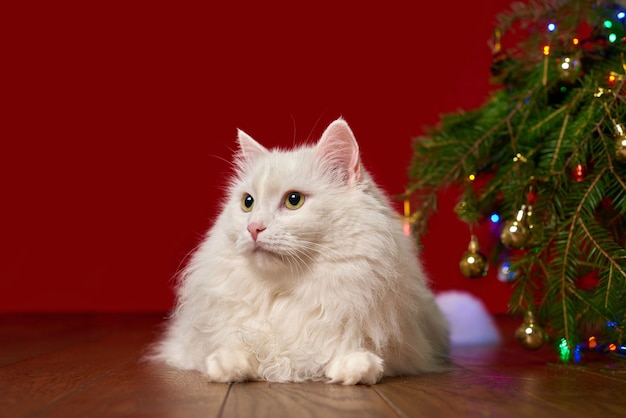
[273,246,314,277]
[289,249,316,277]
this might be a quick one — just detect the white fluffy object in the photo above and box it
[435,290,501,346]
[149,118,450,385]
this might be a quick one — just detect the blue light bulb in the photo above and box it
[547,23,556,32]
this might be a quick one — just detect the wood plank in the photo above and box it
[447,318,626,417]
[374,368,571,418]
[0,314,162,417]
[2,313,626,418]
[0,314,110,366]
[33,360,229,418]
[223,380,399,418]
[456,360,626,416]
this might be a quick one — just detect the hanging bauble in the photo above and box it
[500,205,531,249]
[459,235,488,279]
[515,311,547,350]
[556,50,582,84]
[613,123,626,164]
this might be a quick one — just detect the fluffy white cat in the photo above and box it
[151,118,450,385]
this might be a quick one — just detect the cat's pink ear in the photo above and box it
[316,118,361,186]
[237,129,269,162]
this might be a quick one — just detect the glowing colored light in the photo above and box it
[572,38,579,45]
[467,256,476,264]
[403,199,411,237]
[609,33,618,43]
[497,261,516,283]
[573,345,582,363]
[468,173,476,181]
[559,338,571,362]
[490,213,500,223]
[618,11,625,20]
[588,336,597,349]
[574,164,585,182]
[609,343,617,351]
[547,22,556,32]
[543,45,550,56]
[604,20,613,28]
[561,57,571,70]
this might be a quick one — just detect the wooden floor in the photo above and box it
[1,314,625,418]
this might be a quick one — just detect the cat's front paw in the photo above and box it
[325,351,384,385]
[205,348,257,383]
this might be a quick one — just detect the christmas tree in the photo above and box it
[406,0,626,361]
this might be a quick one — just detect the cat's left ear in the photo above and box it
[237,129,269,162]
[316,118,361,186]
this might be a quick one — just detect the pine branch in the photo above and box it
[577,217,626,280]
[406,0,626,358]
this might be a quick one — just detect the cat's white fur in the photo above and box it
[151,118,450,384]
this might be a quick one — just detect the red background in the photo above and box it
[3,1,516,313]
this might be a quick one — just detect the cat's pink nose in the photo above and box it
[247,223,266,241]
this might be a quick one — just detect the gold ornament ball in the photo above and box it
[459,237,488,279]
[500,220,530,249]
[515,313,547,350]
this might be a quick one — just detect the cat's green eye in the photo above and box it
[285,191,304,210]
[241,193,254,212]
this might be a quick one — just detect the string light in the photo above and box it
[573,164,585,182]
[467,173,476,181]
[497,260,516,283]
[572,37,579,45]
[513,153,528,163]
[588,336,597,349]
[618,11,625,20]
[561,57,573,70]
[573,345,582,363]
[543,45,550,56]
[403,198,411,236]
[547,22,557,32]
[609,73,617,87]
[490,213,500,223]
[559,338,571,362]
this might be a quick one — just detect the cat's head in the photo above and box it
[224,118,370,273]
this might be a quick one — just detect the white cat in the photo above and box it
[151,118,450,385]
